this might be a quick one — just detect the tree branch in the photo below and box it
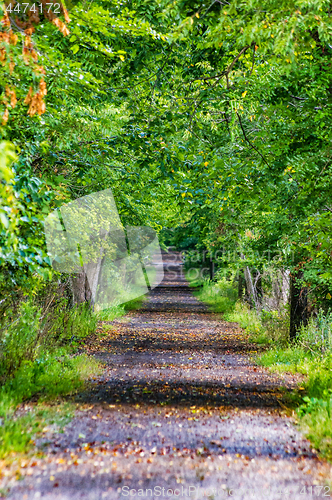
[236,112,270,167]
[186,44,253,85]
[249,44,256,76]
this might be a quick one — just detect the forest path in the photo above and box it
[4,252,331,499]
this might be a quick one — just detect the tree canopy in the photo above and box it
[1,0,331,322]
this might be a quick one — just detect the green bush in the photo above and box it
[46,300,97,345]
[0,293,102,458]
[3,352,99,401]
[260,308,289,346]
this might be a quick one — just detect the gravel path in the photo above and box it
[2,253,331,499]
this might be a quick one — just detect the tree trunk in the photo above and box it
[270,268,289,311]
[281,269,290,305]
[238,270,244,299]
[253,269,263,302]
[84,257,103,307]
[72,231,109,308]
[289,271,307,340]
[70,270,92,306]
[209,259,214,280]
[244,265,259,310]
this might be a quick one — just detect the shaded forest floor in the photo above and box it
[0,254,331,499]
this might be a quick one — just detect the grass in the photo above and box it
[225,302,267,340]
[256,314,332,460]
[189,275,238,314]
[258,347,332,460]
[0,401,75,461]
[189,272,332,462]
[95,295,145,322]
[0,353,101,459]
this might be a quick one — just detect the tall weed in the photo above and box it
[297,310,332,354]
[0,302,41,378]
[0,297,101,458]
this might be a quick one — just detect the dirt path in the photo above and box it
[3,253,331,499]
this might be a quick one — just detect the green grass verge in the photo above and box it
[258,348,332,460]
[0,354,101,459]
[188,275,238,315]
[95,295,145,322]
[0,401,75,461]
